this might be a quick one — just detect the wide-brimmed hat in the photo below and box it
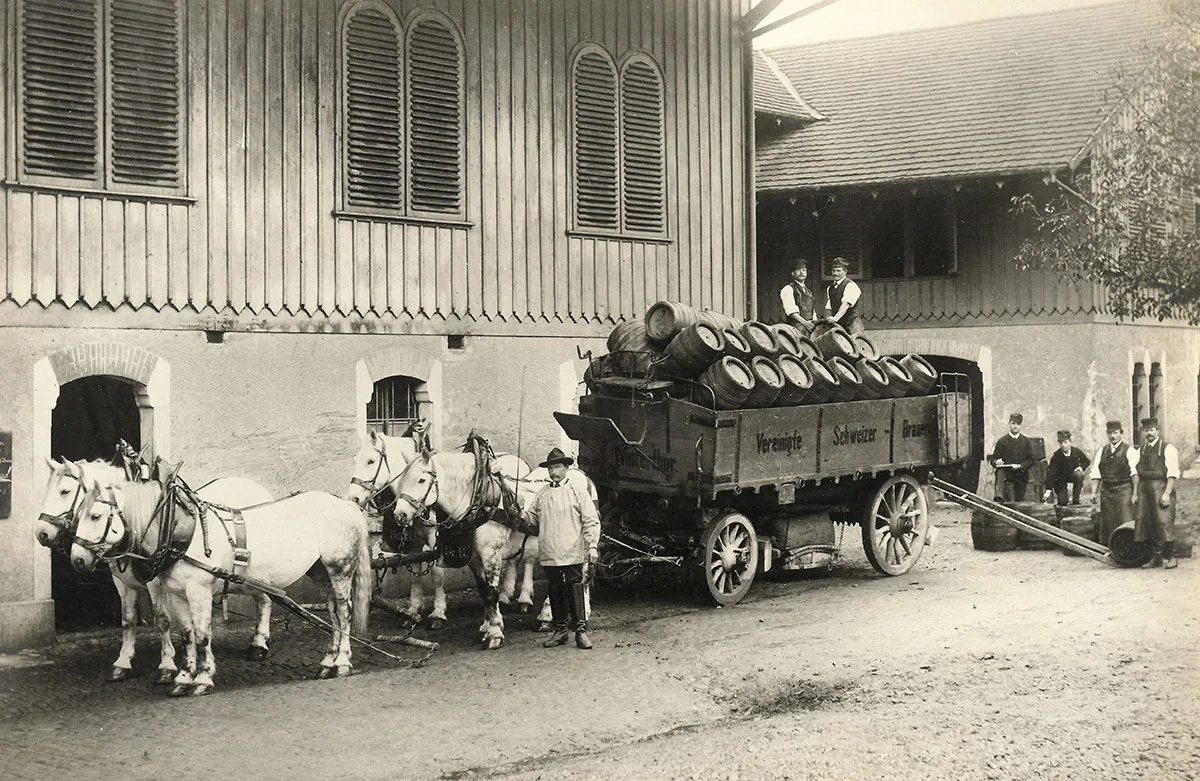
[539,447,574,468]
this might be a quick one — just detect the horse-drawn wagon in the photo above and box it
[555,342,977,605]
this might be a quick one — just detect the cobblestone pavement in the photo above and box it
[2,507,1198,781]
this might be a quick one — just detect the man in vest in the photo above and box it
[988,412,1036,501]
[825,257,864,335]
[1134,417,1180,569]
[1088,420,1138,547]
[779,257,817,328]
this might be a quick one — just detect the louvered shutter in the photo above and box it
[20,0,101,181]
[109,0,182,187]
[344,8,403,211]
[407,18,463,216]
[573,51,619,230]
[621,59,665,234]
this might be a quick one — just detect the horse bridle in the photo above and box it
[392,457,440,522]
[72,485,133,560]
[38,473,87,553]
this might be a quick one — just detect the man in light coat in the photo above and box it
[522,448,601,649]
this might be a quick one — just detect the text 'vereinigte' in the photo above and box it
[756,430,804,455]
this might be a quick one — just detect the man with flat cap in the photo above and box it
[988,413,1036,501]
[1043,430,1090,506]
[1089,420,1139,547]
[521,447,601,648]
[825,257,864,335]
[779,257,817,329]
[1134,417,1180,569]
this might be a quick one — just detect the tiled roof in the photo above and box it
[755,0,1163,191]
[753,50,824,122]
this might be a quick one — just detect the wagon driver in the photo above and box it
[825,256,864,335]
[1088,420,1138,547]
[1134,417,1180,569]
[779,257,817,329]
[521,448,601,649]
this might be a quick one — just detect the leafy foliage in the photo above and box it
[1013,0,1200,324]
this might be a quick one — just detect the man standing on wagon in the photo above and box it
[1134,417,1180,569]
[521,448,601,649]
[825,257,864,335]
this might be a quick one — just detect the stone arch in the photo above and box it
[355,345,443,448]
[31,343,171,602]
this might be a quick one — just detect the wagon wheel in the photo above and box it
[698,512,758,605]
[861,474,929,576]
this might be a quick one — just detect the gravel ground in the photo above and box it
[2,483,1197,781]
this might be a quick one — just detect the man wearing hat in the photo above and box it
[988,413,1036,501]
[1134,418,1180,569]
[1042,430,1091,506]
[521,448,601,648]
[779,257,817,328]
[825,257,864,335]
[1089,420,1139,546]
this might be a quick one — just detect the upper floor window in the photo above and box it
[340,4,465,221]
[16,0,185,195]
[571,46,666,239]
[818,192,959,281]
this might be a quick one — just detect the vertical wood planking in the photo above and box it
[298,0,318,314]
[102,199,125,306]
[716,0,731,314]
[263,0,285,315]
[706,0,723,312]
[58,197,80,307]
[0,191,7,302]
[386,223,404,314]
[31,193,57,306]
[188,0,209,311]
[8,193,31,305]
[493,2,514,320]
[351,219,369,313]
[686,1,702,308]
[520,0,540,320]
[419,225,437,315]
[403,225,420,315]
[317,2,336,316]
[463,0,483,319]
[124,201,147,307]
[147,203,169,308]
[668,1,685,302]
[370,220,387,315]
[436,227,453,316]
[168,205,190,306]
[245,0,266,313]
[226,0,248,313]
[335,219,354,315]
[207,0,229,311]
[79,198,102,307]
[509,0,527,321]
[478,0,498,319]
[728,9,744,317]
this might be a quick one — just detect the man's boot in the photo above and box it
[1163,541,1177,570]
[1142,543,1163,568]
[571,583,592,650]
[543,581,570,647]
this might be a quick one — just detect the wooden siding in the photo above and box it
[0,0,750,328]
[756,184,1106,326]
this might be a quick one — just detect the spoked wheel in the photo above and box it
[698,512,758,605]
[861,474,929,576]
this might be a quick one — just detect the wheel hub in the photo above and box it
[720,545,738,571]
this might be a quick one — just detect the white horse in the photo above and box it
[34,458,274,683]
[69,464,372,696]
[346,429,541,628]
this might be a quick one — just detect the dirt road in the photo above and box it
[2,498,1197,781]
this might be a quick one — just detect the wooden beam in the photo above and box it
[752,0,845,39]
[741,0,790,32]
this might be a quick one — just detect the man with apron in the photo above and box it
[1134,417,1180,569]
[1089,420,1138,547]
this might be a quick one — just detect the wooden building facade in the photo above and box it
[0,0,755,650]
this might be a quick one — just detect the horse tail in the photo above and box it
[351,528,373,637]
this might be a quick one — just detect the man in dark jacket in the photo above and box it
[1042,429,1091,506]
[988,412,1036,501]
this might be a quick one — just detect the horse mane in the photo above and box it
[427,451,480,521]
[68,459,127,490]
[113,480,166,538]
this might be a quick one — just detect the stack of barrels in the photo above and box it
[1056,505,1100,557]
[600,300,939,410]
[971,502,1098,555]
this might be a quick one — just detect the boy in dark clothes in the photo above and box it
[1042,429,1090,505]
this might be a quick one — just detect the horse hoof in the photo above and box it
[537,622,552,633]
[316,666,335,680]
[167,684,191,698]
[154,670,176,686]
[245,646,269,662]
[426,617,447,631]
[335,665,353,678]
[107,666,132,682]
[189,683,214,697]
[483,637,504,651]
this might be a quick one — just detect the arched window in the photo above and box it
[340,5,464,220]
[571,46,667,238]
[366,375,422,436]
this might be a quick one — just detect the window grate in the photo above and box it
[366,376,420,437]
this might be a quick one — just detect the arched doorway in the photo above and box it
[49,375,142,633]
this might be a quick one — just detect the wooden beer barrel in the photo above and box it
[742,356,785,408]
[971,509,1018,551]
[774,354,813,406]
[794,334,821,362]
[740,321,781,357]
[722,328,752,361]
[1058,509,1098,557]
[826,357,862,402]
[697,309,742,332]
[900,353,937,396]
[1108,521,1152,567]
[803,357,840,404]
[658,322,725,379]
[813,324,859,362]
[698,356,755,410]
[645,300,700,343]
[1010,502,1059,550]
[769,323,803,356]
[852,334,880,361]
[877,356,913,398]
[854,358,890,401]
